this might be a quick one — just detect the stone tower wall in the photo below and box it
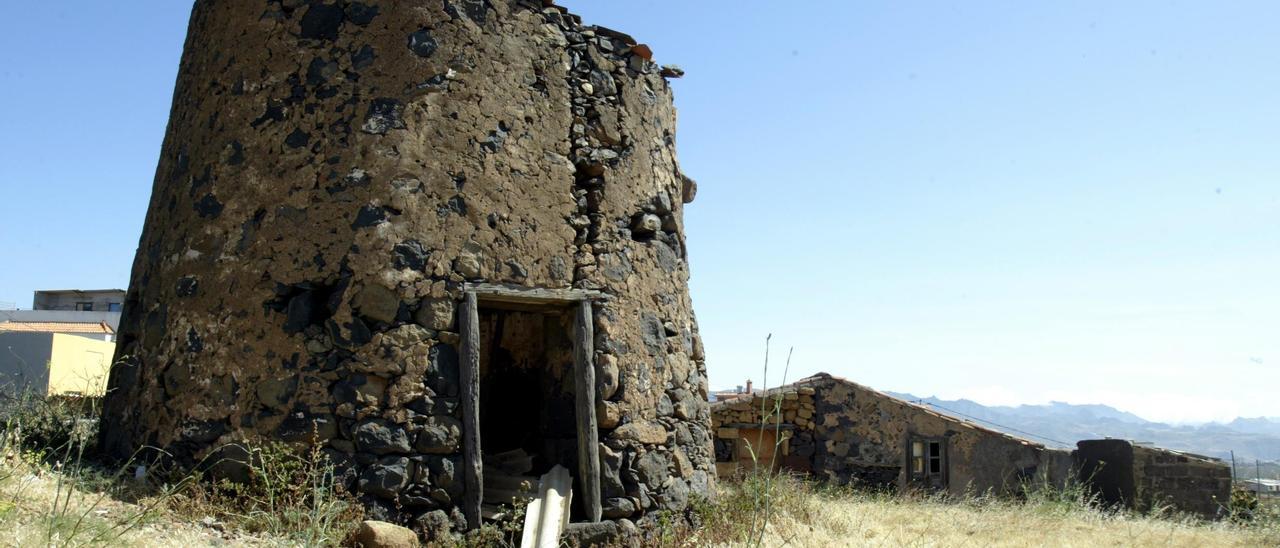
[99,0,711,534]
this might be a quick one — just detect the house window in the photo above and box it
[929,441,943,474]
[107,303,122,312]
[911,440,925,474]
[714,438,735,463]
[909,437,947,489]
[76,302,94,311]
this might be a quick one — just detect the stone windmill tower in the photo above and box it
[99,0,712,536]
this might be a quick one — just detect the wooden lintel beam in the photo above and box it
[465,283,604,307]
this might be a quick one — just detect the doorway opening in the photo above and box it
[458,284,603,527]
[477,307,580,513]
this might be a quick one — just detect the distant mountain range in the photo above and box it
[883,391,1280,465]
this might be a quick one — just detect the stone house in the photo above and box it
[711,373,1073,496]
[98,0,711,539]
[1075,439,1231,519]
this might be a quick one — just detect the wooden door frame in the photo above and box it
[459,284,604,527]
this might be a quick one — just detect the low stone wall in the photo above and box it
[1077,439,1231,519]
[710,387,816,476]
[1135,445,1232,518]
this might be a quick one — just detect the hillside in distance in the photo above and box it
[884,391,1280,465]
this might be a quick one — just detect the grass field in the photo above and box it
[0,396,1275,547]
[3,467,1274,547]
[0,465,252,547]
[678,474,1280,547]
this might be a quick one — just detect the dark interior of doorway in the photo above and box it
[477,305,582,518]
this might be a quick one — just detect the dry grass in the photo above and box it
[0,447,360,548]
[678,474,1280,548]
[0,393,358,547]
[0,463,271,547]
[0,391,1273,547]
[754,494,1270,547]
[1,452,1276,547]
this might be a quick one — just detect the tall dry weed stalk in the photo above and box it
[737,334,794,547]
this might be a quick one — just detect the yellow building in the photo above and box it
[0,321,116,396]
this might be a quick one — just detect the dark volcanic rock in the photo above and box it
[354,418,412,455]
[100,0,712,531]
[360,456,411,498]
[299,4,344,41]
[408,29,438,58]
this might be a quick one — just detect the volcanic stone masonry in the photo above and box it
[99,0,712,538]
[711,374,1074,496]
[1075,439,1232,519]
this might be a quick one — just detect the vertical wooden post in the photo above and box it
[1230,450,1236,487]
[573,299,602,522]
[1258,459,1264,497]
[460,291,482,529]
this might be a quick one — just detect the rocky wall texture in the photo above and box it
[98,0,712,538]
[1076,440,1230,519]
[711,373,1071,495]
[1132,445,1231,519]
[710,387,817,477]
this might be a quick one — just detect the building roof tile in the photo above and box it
[0,321,115,335]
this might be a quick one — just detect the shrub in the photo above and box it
[0,393,100,462]
[170,441,362,546]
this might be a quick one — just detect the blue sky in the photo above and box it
[1,1,1277,423]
